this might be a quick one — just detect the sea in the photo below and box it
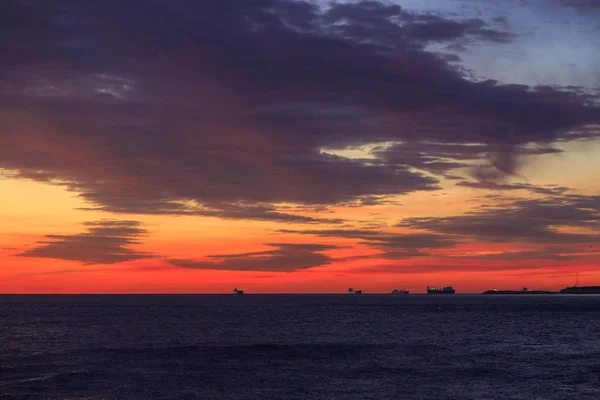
[1,294,600,400]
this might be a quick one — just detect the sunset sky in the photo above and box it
[1,0,599,293]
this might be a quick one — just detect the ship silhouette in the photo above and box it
[427,286,455,294]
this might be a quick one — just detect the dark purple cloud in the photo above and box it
[18,220,155,264]
[372,142,566,180]
[456,181,570,195]
[398,196,600,244]
[17,219,344,271]
[78,200,345,224]
[563,0,600,9]
[169,243,341,271]
[1,0,599,219]
[279,228,459,258]
[404,16,513,43]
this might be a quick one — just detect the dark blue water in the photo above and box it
[1,295,600,399]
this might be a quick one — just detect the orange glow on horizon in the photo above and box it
[2,138,599,296]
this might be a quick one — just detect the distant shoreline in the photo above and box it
[2,292,599,296]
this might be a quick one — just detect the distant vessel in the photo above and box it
[232,287,244,295]
[391,288,409,295]
[483,287,555,294]
[348,287,362,295]
[559,286,600,294]
[427,286,455,294]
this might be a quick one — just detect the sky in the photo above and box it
[1,0,599,294]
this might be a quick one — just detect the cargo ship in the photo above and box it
[559,286,600,294]
[232,287,244,295]
[427,286,455,294]
[348,287,362,295]
[482,287,555,294]
[391,288,410,295]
